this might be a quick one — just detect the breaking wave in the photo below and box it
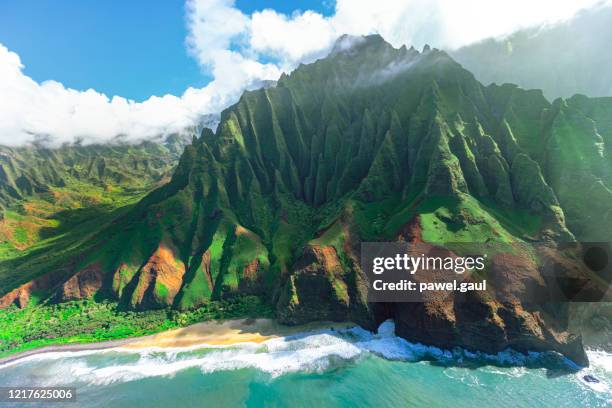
[2,320,607,391]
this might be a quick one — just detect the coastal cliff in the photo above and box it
[2,35,611,366]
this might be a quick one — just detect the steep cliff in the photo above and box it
[2,35,610,365]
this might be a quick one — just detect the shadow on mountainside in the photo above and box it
[0,202,137,296]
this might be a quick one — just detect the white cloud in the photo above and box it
[188,0,608,70]
[0,0,607,146]
[0,41,264,147]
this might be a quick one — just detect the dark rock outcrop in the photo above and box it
[277,245,351,324]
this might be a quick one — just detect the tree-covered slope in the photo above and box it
[0,134,191,210]
[0,134,192,287]
[2,35,610,364]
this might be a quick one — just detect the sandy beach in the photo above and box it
[0,319,356,365]
[124,318,355,349]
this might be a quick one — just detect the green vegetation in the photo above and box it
[0,184,148,293]
[0,296,273,358]
[0,35,609,363]
[0,135,190,211]
[0,135,191,293]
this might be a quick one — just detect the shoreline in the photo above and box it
[0,337,137,366]
[0,318,356,366]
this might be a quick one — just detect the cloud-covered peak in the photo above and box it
[1,0,606,147]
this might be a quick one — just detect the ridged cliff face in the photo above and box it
[2,35,611,365]
[0,134,191,211]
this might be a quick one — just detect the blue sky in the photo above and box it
[0,1,331,101]
[0,0,601,146]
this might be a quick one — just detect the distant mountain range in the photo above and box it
[452,3,612,100]
[0,134,192,211]
[1,34,610,365]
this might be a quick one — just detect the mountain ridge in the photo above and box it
[0,133,193,210]
[1,34,610,365]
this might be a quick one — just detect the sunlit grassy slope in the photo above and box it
[0,35,609,334]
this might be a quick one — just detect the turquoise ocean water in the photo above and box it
[0,321,610,407]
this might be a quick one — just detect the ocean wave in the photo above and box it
[575,349,612,397]
[0,347,125,369]
[1,320,610,393]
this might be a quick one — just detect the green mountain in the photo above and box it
[0,134,191,283]
[452,3,612,100]
[0,134,191,210]
[2,35,611,364]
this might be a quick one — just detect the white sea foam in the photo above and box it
[0,348,124,369]
[575,349,612,397]
[1,320,610,393]
[588,349,612,373]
